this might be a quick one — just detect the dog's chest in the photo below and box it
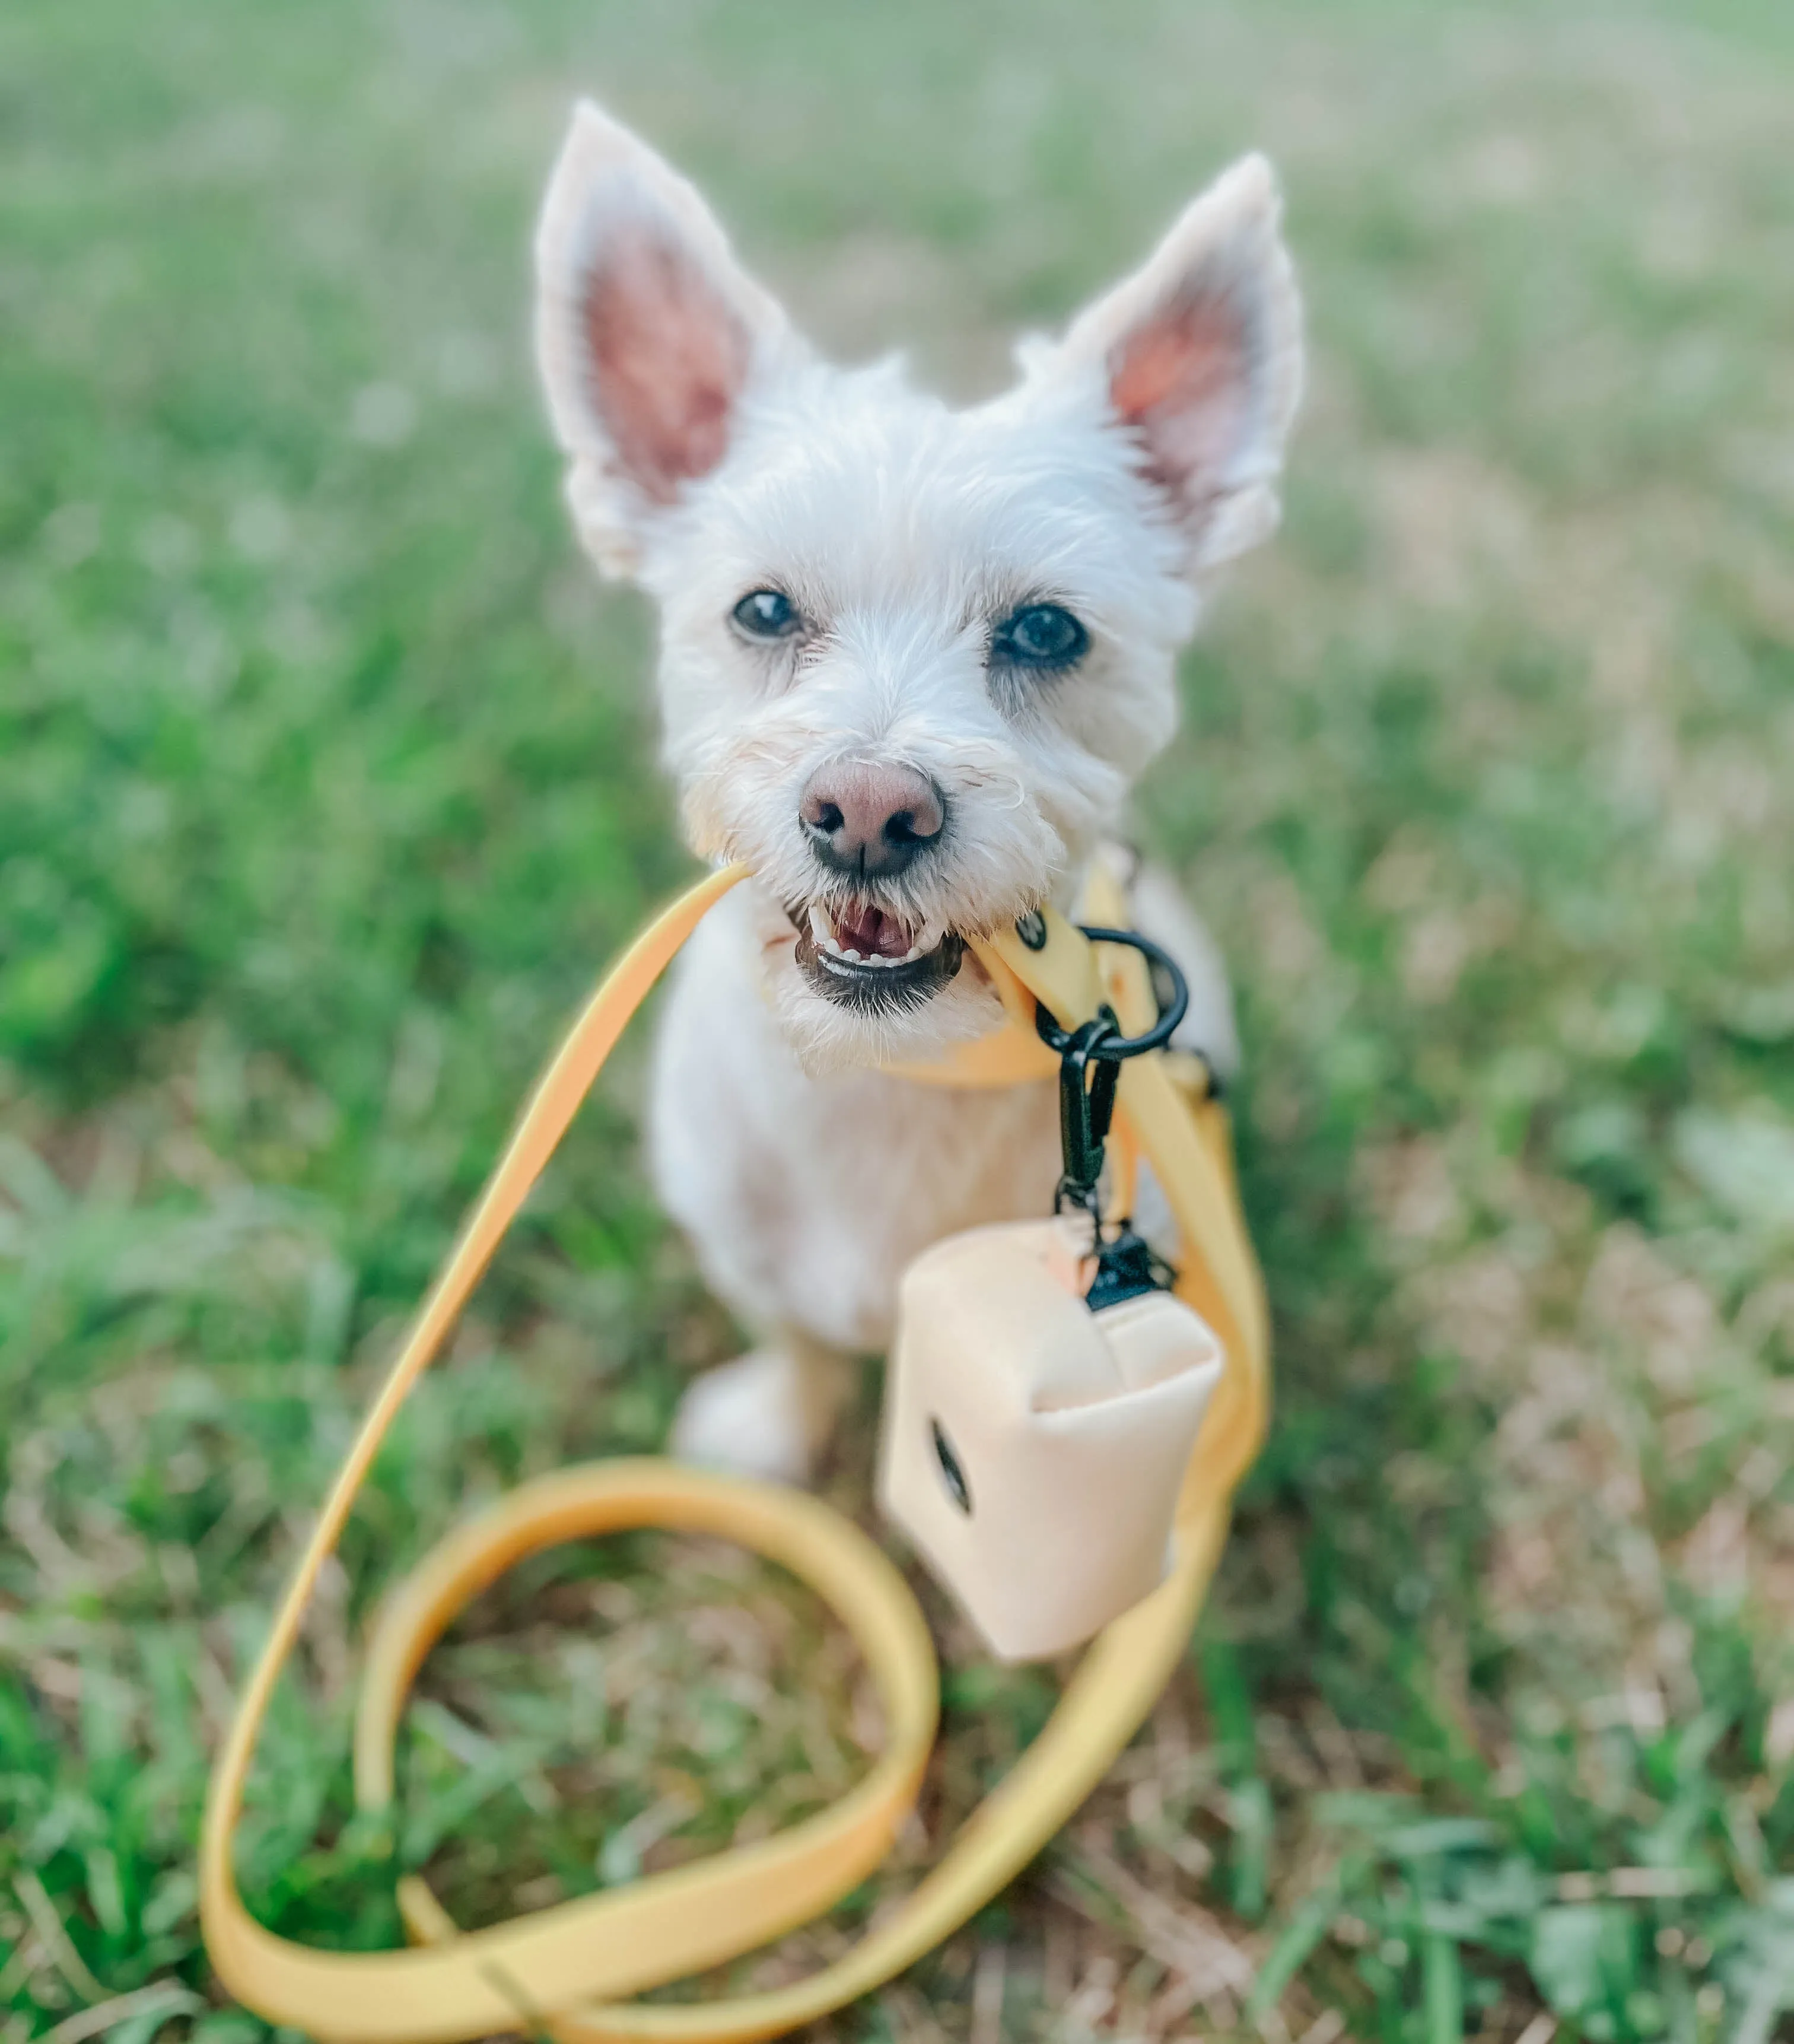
[648,901,1062,1352]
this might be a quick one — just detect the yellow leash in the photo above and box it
[201,863,1269,2042]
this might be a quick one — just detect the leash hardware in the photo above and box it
[1036,924,1191,1224]
[1051,1013,1121,1218]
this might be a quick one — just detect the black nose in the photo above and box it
[799,762,946,879]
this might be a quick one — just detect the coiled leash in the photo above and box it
[201,862,1269,2042]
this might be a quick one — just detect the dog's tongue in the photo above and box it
[838,901,912,959]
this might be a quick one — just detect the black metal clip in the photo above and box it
[1052,1014,1120,1216]
[1035,926,1191,1226]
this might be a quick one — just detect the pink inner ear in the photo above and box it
[580,226,751,504]
[1108,288,1249,511]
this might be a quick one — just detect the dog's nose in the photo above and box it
[799,762,946,879]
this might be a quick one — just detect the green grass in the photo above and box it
[5,1,1794,2037]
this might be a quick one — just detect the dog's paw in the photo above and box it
[669,1349,822,1485]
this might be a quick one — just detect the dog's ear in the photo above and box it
[535,101,800,577]
[1041,154,1303,577]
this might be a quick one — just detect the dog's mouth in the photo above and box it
[789,896,967,1013]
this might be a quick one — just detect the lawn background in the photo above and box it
[5,1,1794,2039]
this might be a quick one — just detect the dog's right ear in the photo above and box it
[1028,154,1303,580]
[535,101,800,577]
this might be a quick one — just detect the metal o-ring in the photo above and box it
[1033,926,1189,1059]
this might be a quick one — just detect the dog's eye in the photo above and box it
[731,588,803,640]
[991,602,1088,672]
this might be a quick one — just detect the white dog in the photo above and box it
[533,104,1302,1482]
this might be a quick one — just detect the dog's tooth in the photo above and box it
[901,944,920,962]
[807,902,830,943]
[841,948,864,964]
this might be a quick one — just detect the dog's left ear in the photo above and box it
[1039,154,1303,577]
[535,100,803,577]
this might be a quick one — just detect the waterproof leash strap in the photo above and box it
[201,866,1269,2044]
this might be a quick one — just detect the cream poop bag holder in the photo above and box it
[882,1213,1223,1662]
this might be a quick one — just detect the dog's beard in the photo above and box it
[758,907,1009,1075]
[689,765,1077,1075]
[771,946,1006,1075]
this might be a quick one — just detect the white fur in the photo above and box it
[533,101,1303,1476]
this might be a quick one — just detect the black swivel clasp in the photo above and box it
[1052,1013,1123,1217]
[1026,919,1198,1301]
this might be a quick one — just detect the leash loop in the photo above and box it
[201,866,1270,2043]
